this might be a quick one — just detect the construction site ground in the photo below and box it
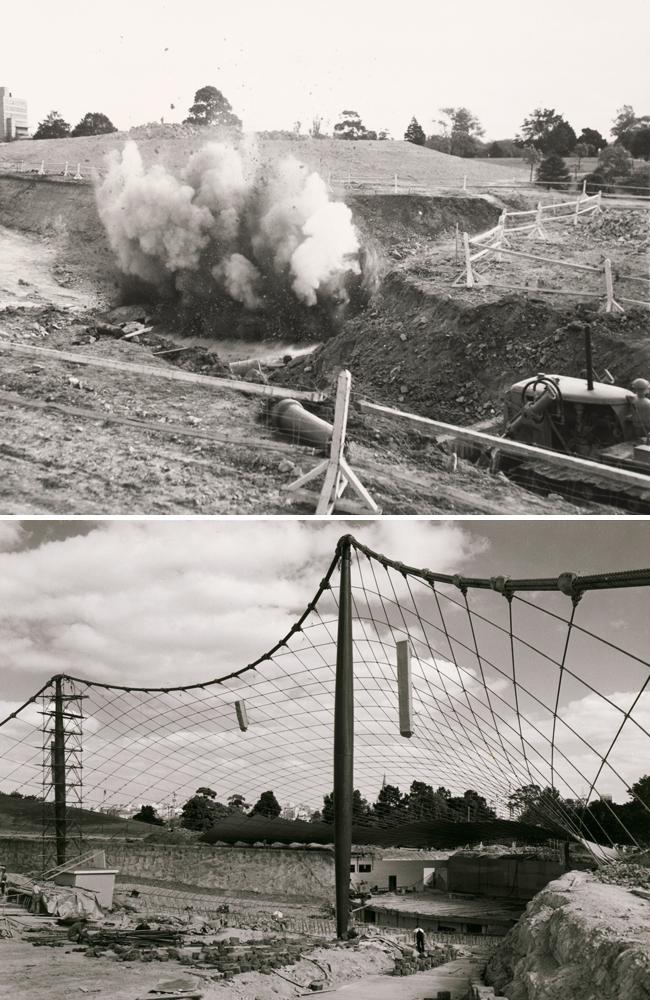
[0,902,488,1000]
[0,164,648,514]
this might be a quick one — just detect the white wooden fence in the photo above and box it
[0,158,86,180]
[455,192,650,312]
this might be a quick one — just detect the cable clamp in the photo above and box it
[557,572,582,604]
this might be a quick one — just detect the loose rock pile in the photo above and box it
[392,943,457,976]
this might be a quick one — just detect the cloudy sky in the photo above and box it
[0,519,648,818]
[4,0,648,140]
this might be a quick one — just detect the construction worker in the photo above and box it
[31,884,41,913]
[414,926,426,954]
[630,378,650,442]
[0,866,7,897]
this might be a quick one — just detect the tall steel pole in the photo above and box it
[334,537,354,939]
[53,676,67,867]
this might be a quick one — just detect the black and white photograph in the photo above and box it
[0,0,648,514]
[0,1,648,998]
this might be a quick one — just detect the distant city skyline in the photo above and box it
[4,0,648,141]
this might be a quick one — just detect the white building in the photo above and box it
[0,87,29,140]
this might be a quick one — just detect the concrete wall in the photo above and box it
[351,856,440,891]
[363,907,514,936]
[0,837,335,900]
[445,856,564,902]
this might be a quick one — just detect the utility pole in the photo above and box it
[52,676,67,867]
[334,536,354,939]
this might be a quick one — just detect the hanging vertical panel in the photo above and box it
[396,639,413,738]
[235,700,248,732]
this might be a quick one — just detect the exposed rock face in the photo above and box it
[485,871,650,1000]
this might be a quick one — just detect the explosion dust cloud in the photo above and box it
[95,141,365,323]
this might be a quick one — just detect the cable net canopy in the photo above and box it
[1,535,649,850]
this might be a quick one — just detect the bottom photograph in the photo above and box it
[0,518,649,1000]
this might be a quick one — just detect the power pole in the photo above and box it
[53,677,67,867]
[334,536,354,939]
[41,676,84,873]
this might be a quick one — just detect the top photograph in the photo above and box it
[0,0,648,516]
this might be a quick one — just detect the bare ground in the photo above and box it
[0,178,646,514]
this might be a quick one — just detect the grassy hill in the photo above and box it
[0,792,155,839]
[0,125,530,189]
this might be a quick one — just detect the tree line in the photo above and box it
[507,774,649,846]
[132,779,498,831]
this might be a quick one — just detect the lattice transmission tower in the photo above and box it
[40,675,84,872]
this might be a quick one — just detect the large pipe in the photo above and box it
[334,537,353,939]
[270,398,333,450]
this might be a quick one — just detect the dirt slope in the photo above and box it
[280,278,650,427]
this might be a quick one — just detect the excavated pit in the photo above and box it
[278,274,650,428]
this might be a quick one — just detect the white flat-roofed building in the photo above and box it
[0,87,29,140]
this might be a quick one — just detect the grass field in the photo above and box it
[0,126,533,188]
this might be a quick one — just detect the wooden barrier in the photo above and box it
[357,399,650,494]
[454,191,648,311]
[284,369,380,514]
[0,341,326,402]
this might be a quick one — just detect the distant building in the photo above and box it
[0,87,29,140]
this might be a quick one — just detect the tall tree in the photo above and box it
[611,105,638,141]
[627,128,650,160]
[133,804,165,825]
[579,127,607,154]
[598,145,633,179]
[180,788,228,831]
[184,86,242,128]
[546,120,577,156]
[333,110,367,140]
[227,793,249,813]
[523,146,541,181]
[251,790,281,818]
[404,117,426,146]
[71,112,117,137]
[373,783,406,824]
[33,111,70,140]
[574,142,589,171]
[438,107,484,157]
[518,108,564,152]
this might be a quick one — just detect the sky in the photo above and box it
[3,0,648,141]
[0,519,648,815]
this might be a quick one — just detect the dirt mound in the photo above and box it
[348,193,501,254]
[278,273,650,425]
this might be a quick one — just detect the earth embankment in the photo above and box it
[485,870,650,1000]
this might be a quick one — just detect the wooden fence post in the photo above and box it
[74,163,83,180]
[603,259,624,314]
[574,195,581,226]
[284,370,380,514]
[63,162,69,178]
[463,232,475,287]
[529,201,547,240]
[582,178,587,196]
